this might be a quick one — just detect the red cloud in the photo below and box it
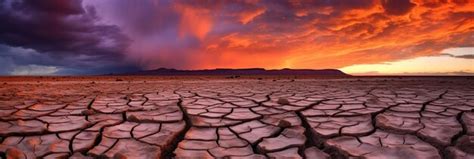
[187,0,474,69]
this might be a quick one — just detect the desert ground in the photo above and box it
[0,76,473,159]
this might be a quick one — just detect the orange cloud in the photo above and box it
[85,0,474,74]
[175,3,213,40]
[185,0,474,71]
[239,7,266,24]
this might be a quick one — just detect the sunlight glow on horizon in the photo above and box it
[341,47,474,75]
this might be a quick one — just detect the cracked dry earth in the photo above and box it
[0,77,473,159]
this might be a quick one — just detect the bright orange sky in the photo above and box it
[0,0,473,75]
[88,0,474,75]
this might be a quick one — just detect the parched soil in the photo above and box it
[0,77,473,159]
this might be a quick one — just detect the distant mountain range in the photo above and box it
[121,68,349,76]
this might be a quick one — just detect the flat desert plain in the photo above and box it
[0,76,473,159]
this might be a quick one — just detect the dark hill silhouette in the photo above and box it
[122,68,349,76]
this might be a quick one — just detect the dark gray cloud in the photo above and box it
[0,0,137,75]
[440,53,474,59]
[0,44,139,75]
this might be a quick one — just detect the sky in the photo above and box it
[0,0,473,75]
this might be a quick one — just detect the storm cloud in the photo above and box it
[0,0,136,74]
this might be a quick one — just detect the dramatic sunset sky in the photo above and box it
[0,0,473,75]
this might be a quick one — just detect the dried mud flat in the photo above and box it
[0,77,473,159]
